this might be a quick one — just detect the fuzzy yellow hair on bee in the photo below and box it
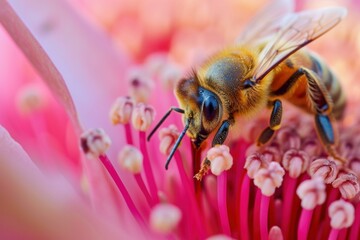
[148,0,347,170]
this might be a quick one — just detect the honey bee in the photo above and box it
[148,0,347,169]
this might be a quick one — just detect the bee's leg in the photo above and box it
[257,100,283,146]
[194,119,232,181]
[212,120,232,146]
[314,114,340,159]
[301,68,345,163]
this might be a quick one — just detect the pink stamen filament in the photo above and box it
[139,131,159,203]
[308,201,322,239]
[174,152,205,239]
[253,189,262,239]
[297,208,313,239]
[320,188,340,238]
[260,195,270,240]
[98,154,145,227]
[316,213,331,239]
[218,172,231,236]
[328,229,340,240]
[281,175,297,239]
[239,175,250,240]
[349,203,360,240]
[124,123,133,145]
[134,173,153,207]
[339,229,348,240]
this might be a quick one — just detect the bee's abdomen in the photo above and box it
[271,52,346,120]
[310,54,346,120]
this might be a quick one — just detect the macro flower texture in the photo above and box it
[1,0,360,239]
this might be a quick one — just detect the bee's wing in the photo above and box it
[253,7,347,82]
[237,0,294,44]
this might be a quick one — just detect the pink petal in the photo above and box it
[0,0,82,133]
[3,0,131,133]
[0,125,129,239]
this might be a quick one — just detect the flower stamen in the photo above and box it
[80,128,111,159]
[328,199,355,240]
[118,145,153,207]
[109,96,135,144]
[131,103,159,203]
[207,145,233,176]
[127,68,154,103]
[150,203,182,234]
[332,170,360,199]
[80,129,145,227]
[296,177,326,239]
[252,161,284,240]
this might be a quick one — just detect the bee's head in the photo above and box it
[147,75,223,170]
[175,77,223,148]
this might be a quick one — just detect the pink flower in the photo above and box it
[1,0,360,239]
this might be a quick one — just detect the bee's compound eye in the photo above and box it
[203,96,220,122]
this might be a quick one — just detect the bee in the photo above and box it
[148,0,347,170]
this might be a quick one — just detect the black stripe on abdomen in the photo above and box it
[310,54,346,120]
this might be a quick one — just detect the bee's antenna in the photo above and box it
[147,107,184,141]
[165,118,191,170]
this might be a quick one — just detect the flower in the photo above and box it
[1,0,360,239]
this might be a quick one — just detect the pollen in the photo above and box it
[80,128,111,159]
[194,158,211,181]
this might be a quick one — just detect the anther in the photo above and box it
[131,103,155,132]
[244,152,270,179]
[348,154,360,177]
[207,145,233,176]
[268,226,284,240]
[253,161,285,196]
[158,63,182,90]
[276,126,301,150]
[329,199,355,229]
[282,149,310,178]
[127,68,154,103]
[159,125,180,155]
[118,145,143,174]
[109,96,134,125]
[301,137,322,159]
[80,128,111,158]
[206,234,234,240]
[261,142,282,163]
[150,203,182,234]
[309,158,339,184]
[296,177,326,210]
[332,170,360,200]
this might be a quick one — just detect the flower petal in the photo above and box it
[3,0,131,132]
[0,125,129,239]
[0,0,82,133]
